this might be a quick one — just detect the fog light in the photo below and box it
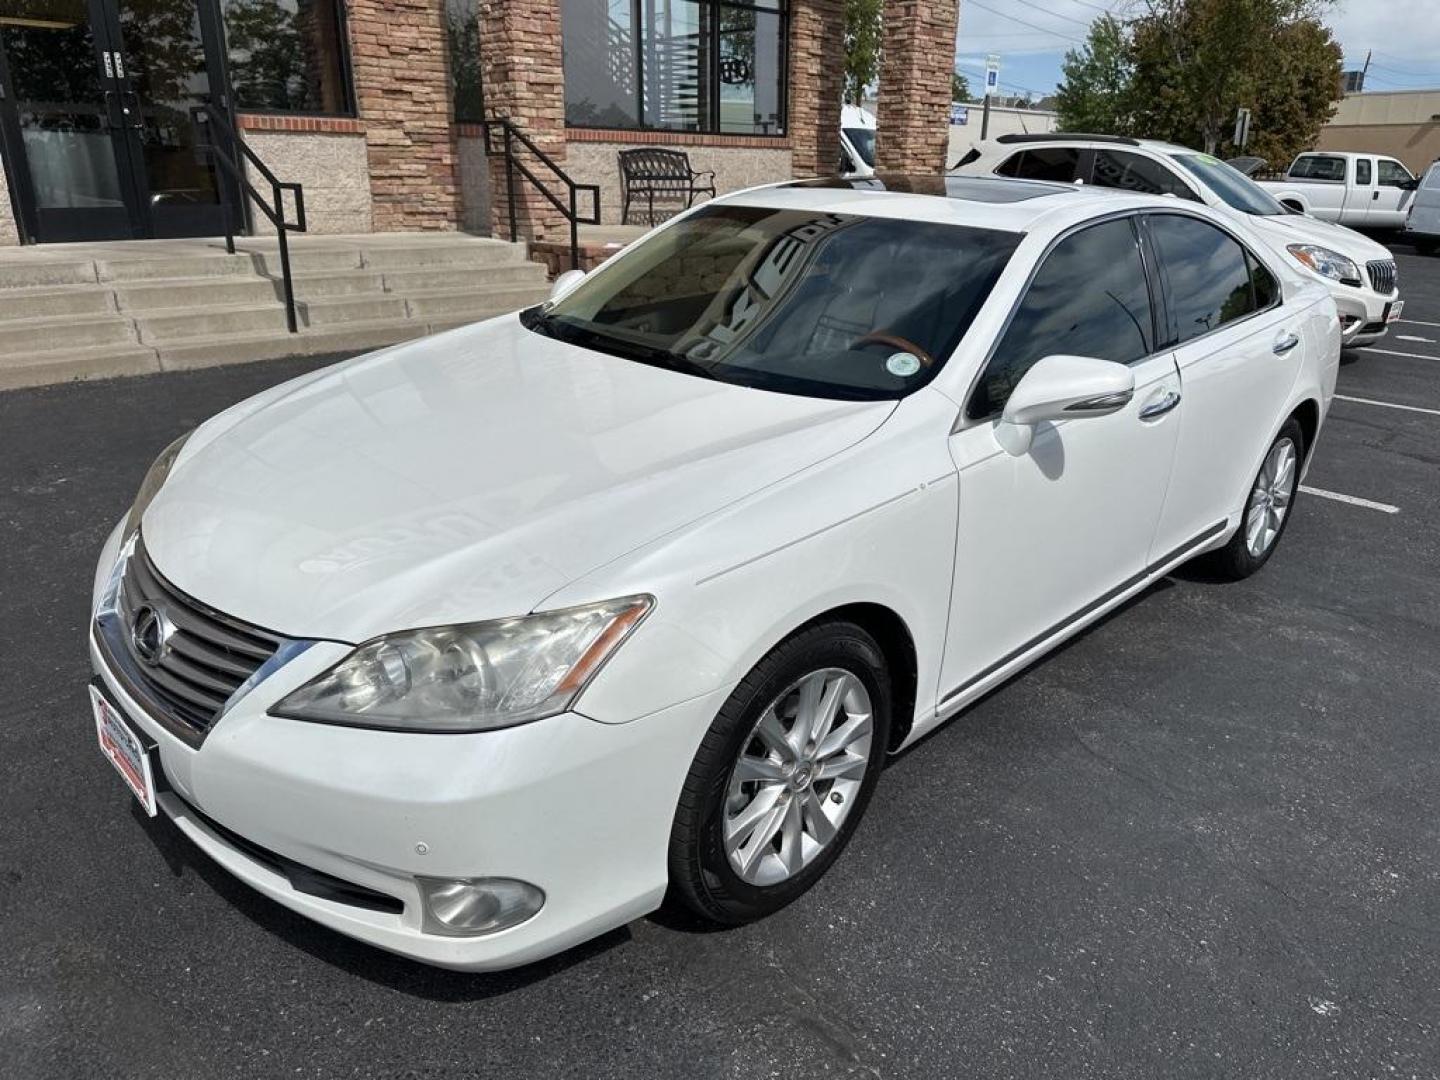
[417,876,544,937]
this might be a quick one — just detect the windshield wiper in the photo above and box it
[530,314,719,381]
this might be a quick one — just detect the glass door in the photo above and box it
[0,0,140,241]
[0,0,235,242]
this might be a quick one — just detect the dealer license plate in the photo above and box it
[91,684,157,817]
[1385,300,1404,324]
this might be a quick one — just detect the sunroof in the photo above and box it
[788,174,1075,203]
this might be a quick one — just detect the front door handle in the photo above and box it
[1138,389,1181,420]
[1273,331,1301,355]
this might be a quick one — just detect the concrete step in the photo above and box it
[359,242,527,270]
[155,318,436,372]
[0,314,136,353]
[0,285,117,321]
[136,292,419,342]
[402,284,552,320]
[115,270,390,312]
[0,259,98,290]
[380,262,548,294]
[96,248,364,283]
[0,342,159,392]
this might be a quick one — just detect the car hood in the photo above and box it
[142,316,894,643]
[1245,212,1394,263]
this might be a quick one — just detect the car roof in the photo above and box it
[979,133,1197,157]
[715,172,1196,233]
[840,104,875,129]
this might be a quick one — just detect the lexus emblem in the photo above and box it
[130,602,174,667]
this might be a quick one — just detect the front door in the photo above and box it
[0,0,234,242]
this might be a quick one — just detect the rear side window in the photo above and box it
[970,217,1153,418]
[1149,214,1259,343]
[1289,155,1347,182]
[1091,150,1199,201]
[1378,159,1413,188]
[1355,159,1372,186]
[995,147,1080,183]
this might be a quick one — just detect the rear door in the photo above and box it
[1351,156,1376,224]
[1088,149,1203,202]
[1144,212,1302,562]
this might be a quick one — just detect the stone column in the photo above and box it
[875,0,960,173]
[347,0,461,230]
[478,0,568,241]
[787,0,845,178]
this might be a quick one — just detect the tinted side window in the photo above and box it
[1249,252,1279,309]
[1290,155,1346,181]
[1150,215,1256,343]
[998,147,1081,183]
[1355,158,1372,186]
[1092,150,1199,200]
[971,218,1152,417]
[1378,159,1413,188]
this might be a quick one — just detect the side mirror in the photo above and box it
[995,354,1136,456]
[549,268,587,301]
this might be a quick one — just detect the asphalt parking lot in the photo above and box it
[2,242,1438,1080]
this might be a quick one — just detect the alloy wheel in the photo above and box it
[1246,436,1298,557]
[723,668,874,887]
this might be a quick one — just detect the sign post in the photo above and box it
[1233,107,1252,150]
[981,54,1000,139]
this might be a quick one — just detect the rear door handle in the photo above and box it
[1273,331,1301,355]
[1138,389,1181,420]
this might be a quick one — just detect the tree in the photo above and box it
[1128,0,1340,154]
[844,0,883,105]
[1055,14,1134,134]
[1246,18,1343,165]
[951,71,971,102]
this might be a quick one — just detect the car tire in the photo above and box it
[667,619,892,925]
[1206,418,1305,581]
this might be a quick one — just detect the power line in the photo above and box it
[1008,0,1094,29]
[963,0,1087,45]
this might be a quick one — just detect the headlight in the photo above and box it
[125,430,193,538]
[271,596,653,732]
[1286,244,1362,285]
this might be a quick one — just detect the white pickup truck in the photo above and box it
[1259,152,1419,228]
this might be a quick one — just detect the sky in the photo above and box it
[953,0,1440,102]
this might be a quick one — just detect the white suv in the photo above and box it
[954,134,1401,346]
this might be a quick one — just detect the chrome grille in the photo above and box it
[107,540,281,742]
[1367,259,1397,295]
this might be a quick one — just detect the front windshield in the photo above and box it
[1174,153,1288,216]
[522,204,1020,400]
[844,127,876,167]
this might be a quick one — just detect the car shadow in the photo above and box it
[130,801,632,1000]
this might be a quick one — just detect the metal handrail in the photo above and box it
[482,116,600,270]
[191,103,308,333]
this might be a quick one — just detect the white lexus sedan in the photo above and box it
[89,175,1340,971]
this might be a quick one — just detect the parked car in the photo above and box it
[839,104,876,178]
[1404,160,1440,256]
[1258,151,1419,228]
[90,175,1339,971]
[955,134,1402,346]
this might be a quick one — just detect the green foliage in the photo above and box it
[1055,15,1133,134]
[952,71,971,103]
[1054,0,1342,157]
[844,0,883,105]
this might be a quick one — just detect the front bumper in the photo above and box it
[89,532,720,971]
[1329,281,1399,346]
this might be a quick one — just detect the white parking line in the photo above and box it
[1299,486,1400,514]
[1357,346,1440,361]
[1395,334,1435,343]
[1334,393,1440,417]
[1397,318,1440,328]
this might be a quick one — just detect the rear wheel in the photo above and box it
[1206,418,1304,580]
[668,621,891,924]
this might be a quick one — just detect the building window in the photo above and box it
[445,0,484,123]
[221,0,353,116]
[562,0,786,135]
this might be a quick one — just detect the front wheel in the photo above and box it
[1206,418,1304,580]
[667,620,891,924]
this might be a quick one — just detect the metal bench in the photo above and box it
[618,149,716,225]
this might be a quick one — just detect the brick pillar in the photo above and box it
[479,0,568,241]
[787,0,845,177]
[875,0,959,173]
[347,0,461,230]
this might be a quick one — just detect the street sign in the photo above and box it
[1233,107,1251,150]
[950,104,969,126]
[985,54,1000,99]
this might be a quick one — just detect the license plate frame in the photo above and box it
[1384,300,1404,324]
[91,683,158,817]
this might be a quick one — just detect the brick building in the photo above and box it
[0,0,959,250]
